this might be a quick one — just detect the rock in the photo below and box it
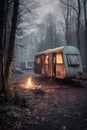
[41,117,45,121]
[85,119,87,122]
[36,116,39,120]
[62,126,67,130]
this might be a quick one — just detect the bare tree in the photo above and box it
[0,0,8,95]
[37,13,61,51]
[14,0,40,67]
[77,0,81,49]
[59,0,82,48]
[0,0,19,98]
[5,0,19,83]
[59,0,73,45]
[83,0,87,69]
[59,0,87,69]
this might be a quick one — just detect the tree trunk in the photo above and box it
[0,0,5,49]
[83,0,87,70]
[0,0,7,94]
[5,0,19,84]
[65,0,70,45]
[77,0,81,49]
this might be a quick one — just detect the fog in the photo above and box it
[14,0,66,69]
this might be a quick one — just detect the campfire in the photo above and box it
[19,77,41,90]
[26,77,34,89]
[27,77,32,86]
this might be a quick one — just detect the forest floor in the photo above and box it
[0,70,87,130]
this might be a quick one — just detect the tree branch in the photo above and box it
[19,1,32,14]
[59,0,78,15]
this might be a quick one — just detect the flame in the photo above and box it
[27,77,32,86]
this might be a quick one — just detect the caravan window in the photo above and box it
[67,54,80,66]
[56,54,63,64]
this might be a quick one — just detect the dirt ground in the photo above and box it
[0,70,87,130]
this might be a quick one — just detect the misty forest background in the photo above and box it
[0,0,87,97]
